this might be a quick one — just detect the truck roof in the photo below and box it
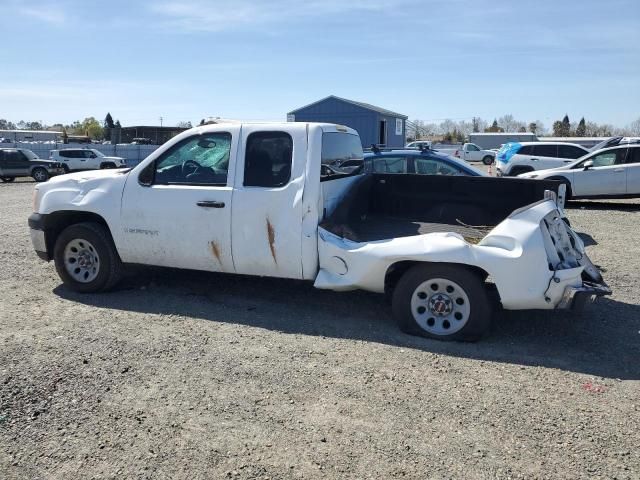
[194,122,358,135]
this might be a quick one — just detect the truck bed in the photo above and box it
[321,173,562,242]
[348,215,490,243]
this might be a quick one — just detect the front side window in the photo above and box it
[153,132,231,185]
[590,149,627,167]
[83,150,96,158]
[372,156,407,173]
[415,158,464,176]
[244,131,292,187]
[467,144,480,151]
[558,145,586,159]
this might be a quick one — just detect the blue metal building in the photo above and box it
[287,95,407,148]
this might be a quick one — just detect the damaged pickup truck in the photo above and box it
[28,122,610,341]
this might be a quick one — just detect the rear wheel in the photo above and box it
[32,168,49,182]
[392,264,491,341]
[1,176,15,183]
[482,155,494,165]
[53,222,123,293]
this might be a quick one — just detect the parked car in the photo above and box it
[518,144,640,199]
[0,148,65,182]
[49,148,126,172]
[453,143,496,165]
[406,140,433,149]
[28,122,609,342]
[496,142,590,176]
[365,148,485,176]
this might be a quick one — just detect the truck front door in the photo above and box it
[230,125,307,279]
[119,129,238,273]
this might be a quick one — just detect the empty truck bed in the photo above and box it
[320,173,562,243]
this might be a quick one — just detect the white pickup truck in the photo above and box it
[28,123,609,341]
[440,143,495,165]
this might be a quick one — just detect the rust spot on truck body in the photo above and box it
[266,218,277,264]
[209,241,223,265]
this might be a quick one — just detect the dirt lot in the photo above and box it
[1,178,639,479]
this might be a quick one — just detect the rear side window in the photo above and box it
[321,132,363,165]
[626,148,640,165]
[244,131,292,187]
[558,145,586,159]
[533,144,558,157]
[372,156,407,173]
[517,145,533,155]
[415,158,464,176]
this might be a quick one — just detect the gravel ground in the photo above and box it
[1,178,639,479]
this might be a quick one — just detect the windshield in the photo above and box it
[21,149,39,160]
[91,149,106,158]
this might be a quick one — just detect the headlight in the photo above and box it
[524,174,539,179]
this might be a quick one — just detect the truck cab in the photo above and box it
[28,123,609,341]
[453,143,495,165]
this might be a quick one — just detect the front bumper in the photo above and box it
[28,213,50,261]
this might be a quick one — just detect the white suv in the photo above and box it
[496,142,589,176]
[49,148,126,173]
[519,144,640,199]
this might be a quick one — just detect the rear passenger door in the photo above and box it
[624,148,640,195]
[532,144,561,170]
[231,125,306,279]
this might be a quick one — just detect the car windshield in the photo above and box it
[21,149,39,160]
[91,149,106,158]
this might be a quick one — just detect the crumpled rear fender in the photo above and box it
[315,200,585,310]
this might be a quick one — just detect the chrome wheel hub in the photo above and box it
[410,278,471,336]
[64,239,100,283]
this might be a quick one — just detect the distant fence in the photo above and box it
[2,142,161,166]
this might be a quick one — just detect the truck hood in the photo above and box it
[35,168,131,214]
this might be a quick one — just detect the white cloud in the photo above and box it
[17,4,67,25]
[150,0,412,32]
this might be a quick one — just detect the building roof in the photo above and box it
[289,95,408,119]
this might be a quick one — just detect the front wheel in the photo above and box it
[482,155,494,166]
[32,167,50,182]
[392,264,491,341]
[1,176,15,183]
[53,222,123,293]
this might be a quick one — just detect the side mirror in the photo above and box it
[583,160,594,171]
[138,162,155,186]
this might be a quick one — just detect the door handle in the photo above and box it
[614,168,624,172]
[197,200,225,208]
[531,158,539,161]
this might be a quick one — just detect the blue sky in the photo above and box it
[1,0,638,127]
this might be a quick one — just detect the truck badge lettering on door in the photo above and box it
[124,228,159,236]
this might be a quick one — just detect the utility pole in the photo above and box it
[159,116,163,127]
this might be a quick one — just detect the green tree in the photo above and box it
[552,120,563,136]
[561,115,571,136]
[575,117,586,137]
[0,119,17,130]
[114,120,122,128]
[528,122,537,134]
[104,113,115,129]
[73,117,104,139]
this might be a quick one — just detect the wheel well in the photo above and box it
[384,261,491,298]
[547,176,572,196]
[509,166,534,176]
[42,211,112,257]
[100,162,116,168]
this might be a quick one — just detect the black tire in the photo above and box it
[53,222,123,293]
[392,264,491,342]
[31,167,49,182]
[1,176,15,183]
[62,164,70,174]
[100,162,116,169]
[482,155,494,166]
